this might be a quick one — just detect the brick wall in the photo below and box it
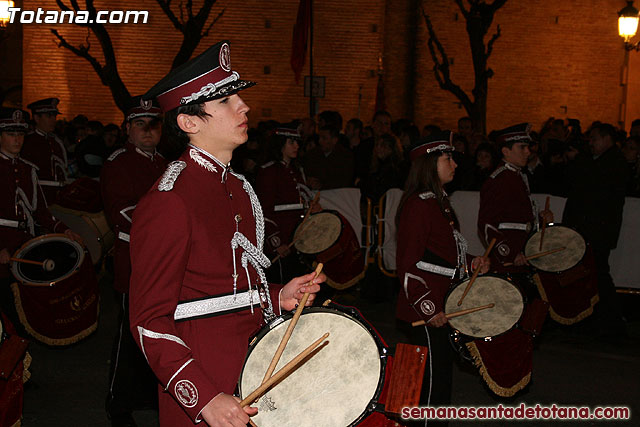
[21,0,639,133]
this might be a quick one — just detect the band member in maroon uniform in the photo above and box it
[0,107,81,323]
[255,127,310,283]
[129,41,324,427]
[396,131,489,422]
[478,123,553,271]
[21,98,68,204]
[101,96,167,426]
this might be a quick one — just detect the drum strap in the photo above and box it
[118,232,130,243]
[174,289,263,321]
[38,180,66,188]
[273,203,304,212]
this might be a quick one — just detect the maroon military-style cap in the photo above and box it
[410,130,454,161]
[0,107,29,132]
[125,95,162,122]
[494,123,532,147]
[27,98,61,115]
[144,40,256,113]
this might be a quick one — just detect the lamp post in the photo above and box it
[0,1,15,28]
[619,1,640,49]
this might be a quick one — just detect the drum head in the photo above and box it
[525,225,585,272]
[445,276,524,339]
[294,211,342,255]
[12,234,85,285]
[239,308,384,427]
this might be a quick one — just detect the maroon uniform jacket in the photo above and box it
[129,146,283,425]
[0,152,67,277]
[100,143,167,293]
[478,162,536,270]
[255,160,306,253]
[396,192,471,324]
[21,129,68,203]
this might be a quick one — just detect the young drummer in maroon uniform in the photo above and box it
[21,98,68,204]
[395,131,489,421]
[0,107,81,320]
[255,127,310,283]
[478,123,553,271]
[129,41,324,427]
[100,96,168,426]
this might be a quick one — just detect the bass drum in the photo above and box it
[525,224,599,324]
[294,210,365,290]
[239,305,388,427]
[10,234,99,346]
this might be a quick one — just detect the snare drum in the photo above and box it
[10,234,99,345]
[525,225,599,324]
[445,275,534,397]
[294,211,365,290]
[239,305,388,427]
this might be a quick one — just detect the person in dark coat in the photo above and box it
[562,122,631,339]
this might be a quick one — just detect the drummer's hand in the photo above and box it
[471,256,490,274]
[276,244,291,258]
[280,271,326,311]
[201,393,257,427]
[307,177,323,190]
[310,200,322,213]
[427,312,448,328]
[540,209,554,225]
[513,252,529,266]
[0,248,10,264]
[64,229,84,246]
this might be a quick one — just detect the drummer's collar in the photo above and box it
[188,143,231,182]
[131,144,158,160]
[504,161,521,172]
[0,150,17,160]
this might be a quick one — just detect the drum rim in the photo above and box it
[11,233,85,286]
[239,304,388,426]
[444,273,525,340]
[525,223,586,273]
[294,210,345,255]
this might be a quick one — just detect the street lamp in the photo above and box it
[0,1,14,27]
[619,1,640,49]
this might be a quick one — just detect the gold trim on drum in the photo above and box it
[525,225,585,273]
[532,273,599,325]
[465,341,531,397]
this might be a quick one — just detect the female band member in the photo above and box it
[395,131,489,423]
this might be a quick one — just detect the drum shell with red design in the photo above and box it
[10,234,99,346]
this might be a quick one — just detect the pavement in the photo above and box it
[19,265,640,427]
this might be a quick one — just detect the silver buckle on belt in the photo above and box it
[0,218,22,229]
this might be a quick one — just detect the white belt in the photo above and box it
[498,222,530,231]
[416,261,456,279]
[118,232,130,242]
[274,203,304,212]
[39,180,66,187]
[0,218,20,228]
[174,289,261,321]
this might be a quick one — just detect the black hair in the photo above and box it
[164,103,211,150]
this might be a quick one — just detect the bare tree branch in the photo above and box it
[187,0,194,19]
[155,0,183,31]
[486,24,501,58]
[489,0,508,12]
[454,0,469,20]
[51,29,103,76]
[202,8,225,38]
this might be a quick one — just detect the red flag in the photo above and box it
[290,0,311,84]
[375,72,386,113]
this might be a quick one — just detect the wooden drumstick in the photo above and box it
[457,238,496,306]
[502,246,566,267]
[411,303,496,327]
[261,263,323,384]
[241,332,330,407]
[539,196,551,251]
[10,257,55,271]
[270,193,321,264]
